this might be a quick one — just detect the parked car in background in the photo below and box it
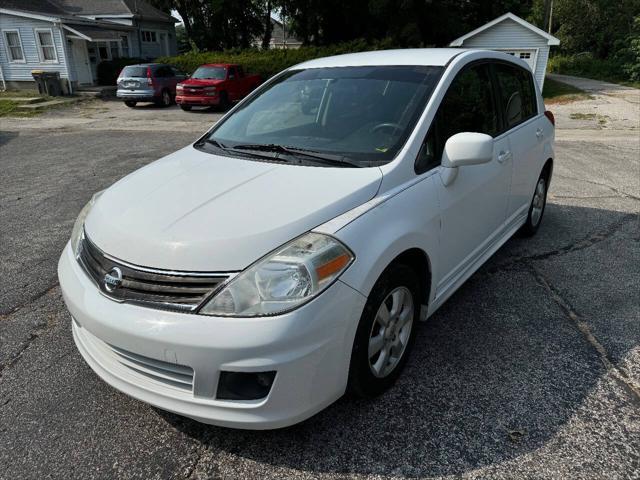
[60,49,554,430]
[117,64,186,108]
[176,64,261,111]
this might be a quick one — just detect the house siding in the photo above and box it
[458,18,550,89]
[132,20,177,59]
[0,13,70,82]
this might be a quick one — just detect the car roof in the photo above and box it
[292,48,470,69]
[201,64,233,67]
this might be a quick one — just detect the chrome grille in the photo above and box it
[77,232,228,312]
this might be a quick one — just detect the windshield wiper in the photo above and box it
[198,138,289,162]
[230,144,363,168]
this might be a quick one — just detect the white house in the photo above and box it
[0,0,178,91]
[450,12,560,89]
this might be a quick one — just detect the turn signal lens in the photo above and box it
[200,233,354,317]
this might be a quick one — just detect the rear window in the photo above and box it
[121,66,148,78]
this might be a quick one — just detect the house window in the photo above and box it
[97,42,110,60]
[141,31,157,43]
[35,28,57,62]
[3,30,25,62]
[110,41,120,59]
[519,52,531,59]
[120,35,130,57]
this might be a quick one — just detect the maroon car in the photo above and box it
[176,64,261,111]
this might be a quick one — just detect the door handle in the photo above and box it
[536,128,544,139]
[497,151,512,163]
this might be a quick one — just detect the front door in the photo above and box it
[428,63,512,297]
[70,39,93,85]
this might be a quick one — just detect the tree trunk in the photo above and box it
[262,0,272,50]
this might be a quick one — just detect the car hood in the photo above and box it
[85,146,382,272]
[180,78,225,87]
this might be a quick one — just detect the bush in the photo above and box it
[156,39,398,79]
[96,58,144,85]
[547,53,631,84]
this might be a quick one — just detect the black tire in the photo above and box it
[519,169,550,237]
[179,104,192,111]
[124,100,137,108]
[218,91,230,111]
[156,89,172,107]
[348,264,420,398]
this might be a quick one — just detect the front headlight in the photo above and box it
[70,191,103,256]
[200,232,354,317]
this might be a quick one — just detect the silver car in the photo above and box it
[116,63,186,108]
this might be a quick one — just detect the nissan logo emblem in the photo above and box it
[104,267,123,292]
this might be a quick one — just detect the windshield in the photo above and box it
[205,66,443,166]
[191,66,227,80]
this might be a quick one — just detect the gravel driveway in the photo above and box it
[0,80,638,480]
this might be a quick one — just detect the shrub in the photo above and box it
[156,39,398,79]
[96,58,144,85]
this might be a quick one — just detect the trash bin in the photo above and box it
[31,70,63,96]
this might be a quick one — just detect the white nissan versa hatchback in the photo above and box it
[59,49,555,429]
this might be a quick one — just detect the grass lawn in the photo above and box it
[0,99,40,117]
[542,77,592,104]
[0,89,43,98]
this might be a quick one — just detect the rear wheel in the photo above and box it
[124,100,137,108]
[348,264,419,397]
[179,104,192,111]
[520,172,549,236]
[157,89,172,107]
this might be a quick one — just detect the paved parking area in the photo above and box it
[0,82,638,479]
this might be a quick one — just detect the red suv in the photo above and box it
[176,64,261,111]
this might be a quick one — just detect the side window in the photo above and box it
[494,63,537,129]
[155,66,170,78]
[416,64,497,173]
[228,67,236,79]
[237,66,245,78]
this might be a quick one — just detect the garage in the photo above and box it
[449,12,560,90]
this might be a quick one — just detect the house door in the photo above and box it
[502,49,537,72]
[70,39,93,85]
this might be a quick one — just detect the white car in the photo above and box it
[59,49,555,429]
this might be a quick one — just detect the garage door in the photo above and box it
[502,49,537,72]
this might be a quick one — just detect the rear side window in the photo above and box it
[155,66,174,78]
[416,64,498,173]
[121,66,147,78]
[493,63,537,129]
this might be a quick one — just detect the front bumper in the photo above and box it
[175,94,219,106]
[58,244,366,429]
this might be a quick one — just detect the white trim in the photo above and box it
[62,25,92,41]
[2,29,26,63]
[449,12,560,47]
[0,8,58,23]
[34,27,59,63]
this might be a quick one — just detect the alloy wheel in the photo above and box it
[368,286,414,378]
[531,177,546,226]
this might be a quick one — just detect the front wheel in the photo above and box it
[520,173,549,236]
[348,264,419,398]
[124,100,137,108]
[179,104,192,111]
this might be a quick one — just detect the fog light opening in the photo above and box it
[216,371,276,401]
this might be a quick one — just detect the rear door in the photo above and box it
[492,62,542,220]
[424,63,512,295]
[226,66,240,101]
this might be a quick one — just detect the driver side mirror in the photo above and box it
[440,132,494,186]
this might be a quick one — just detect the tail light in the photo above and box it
[544,110,555,126]
[146,67,154,87]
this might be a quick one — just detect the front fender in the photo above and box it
[315,173,441,307]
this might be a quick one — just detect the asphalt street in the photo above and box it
[0,79,638,479]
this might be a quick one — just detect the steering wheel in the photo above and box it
[371,122,402,135]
